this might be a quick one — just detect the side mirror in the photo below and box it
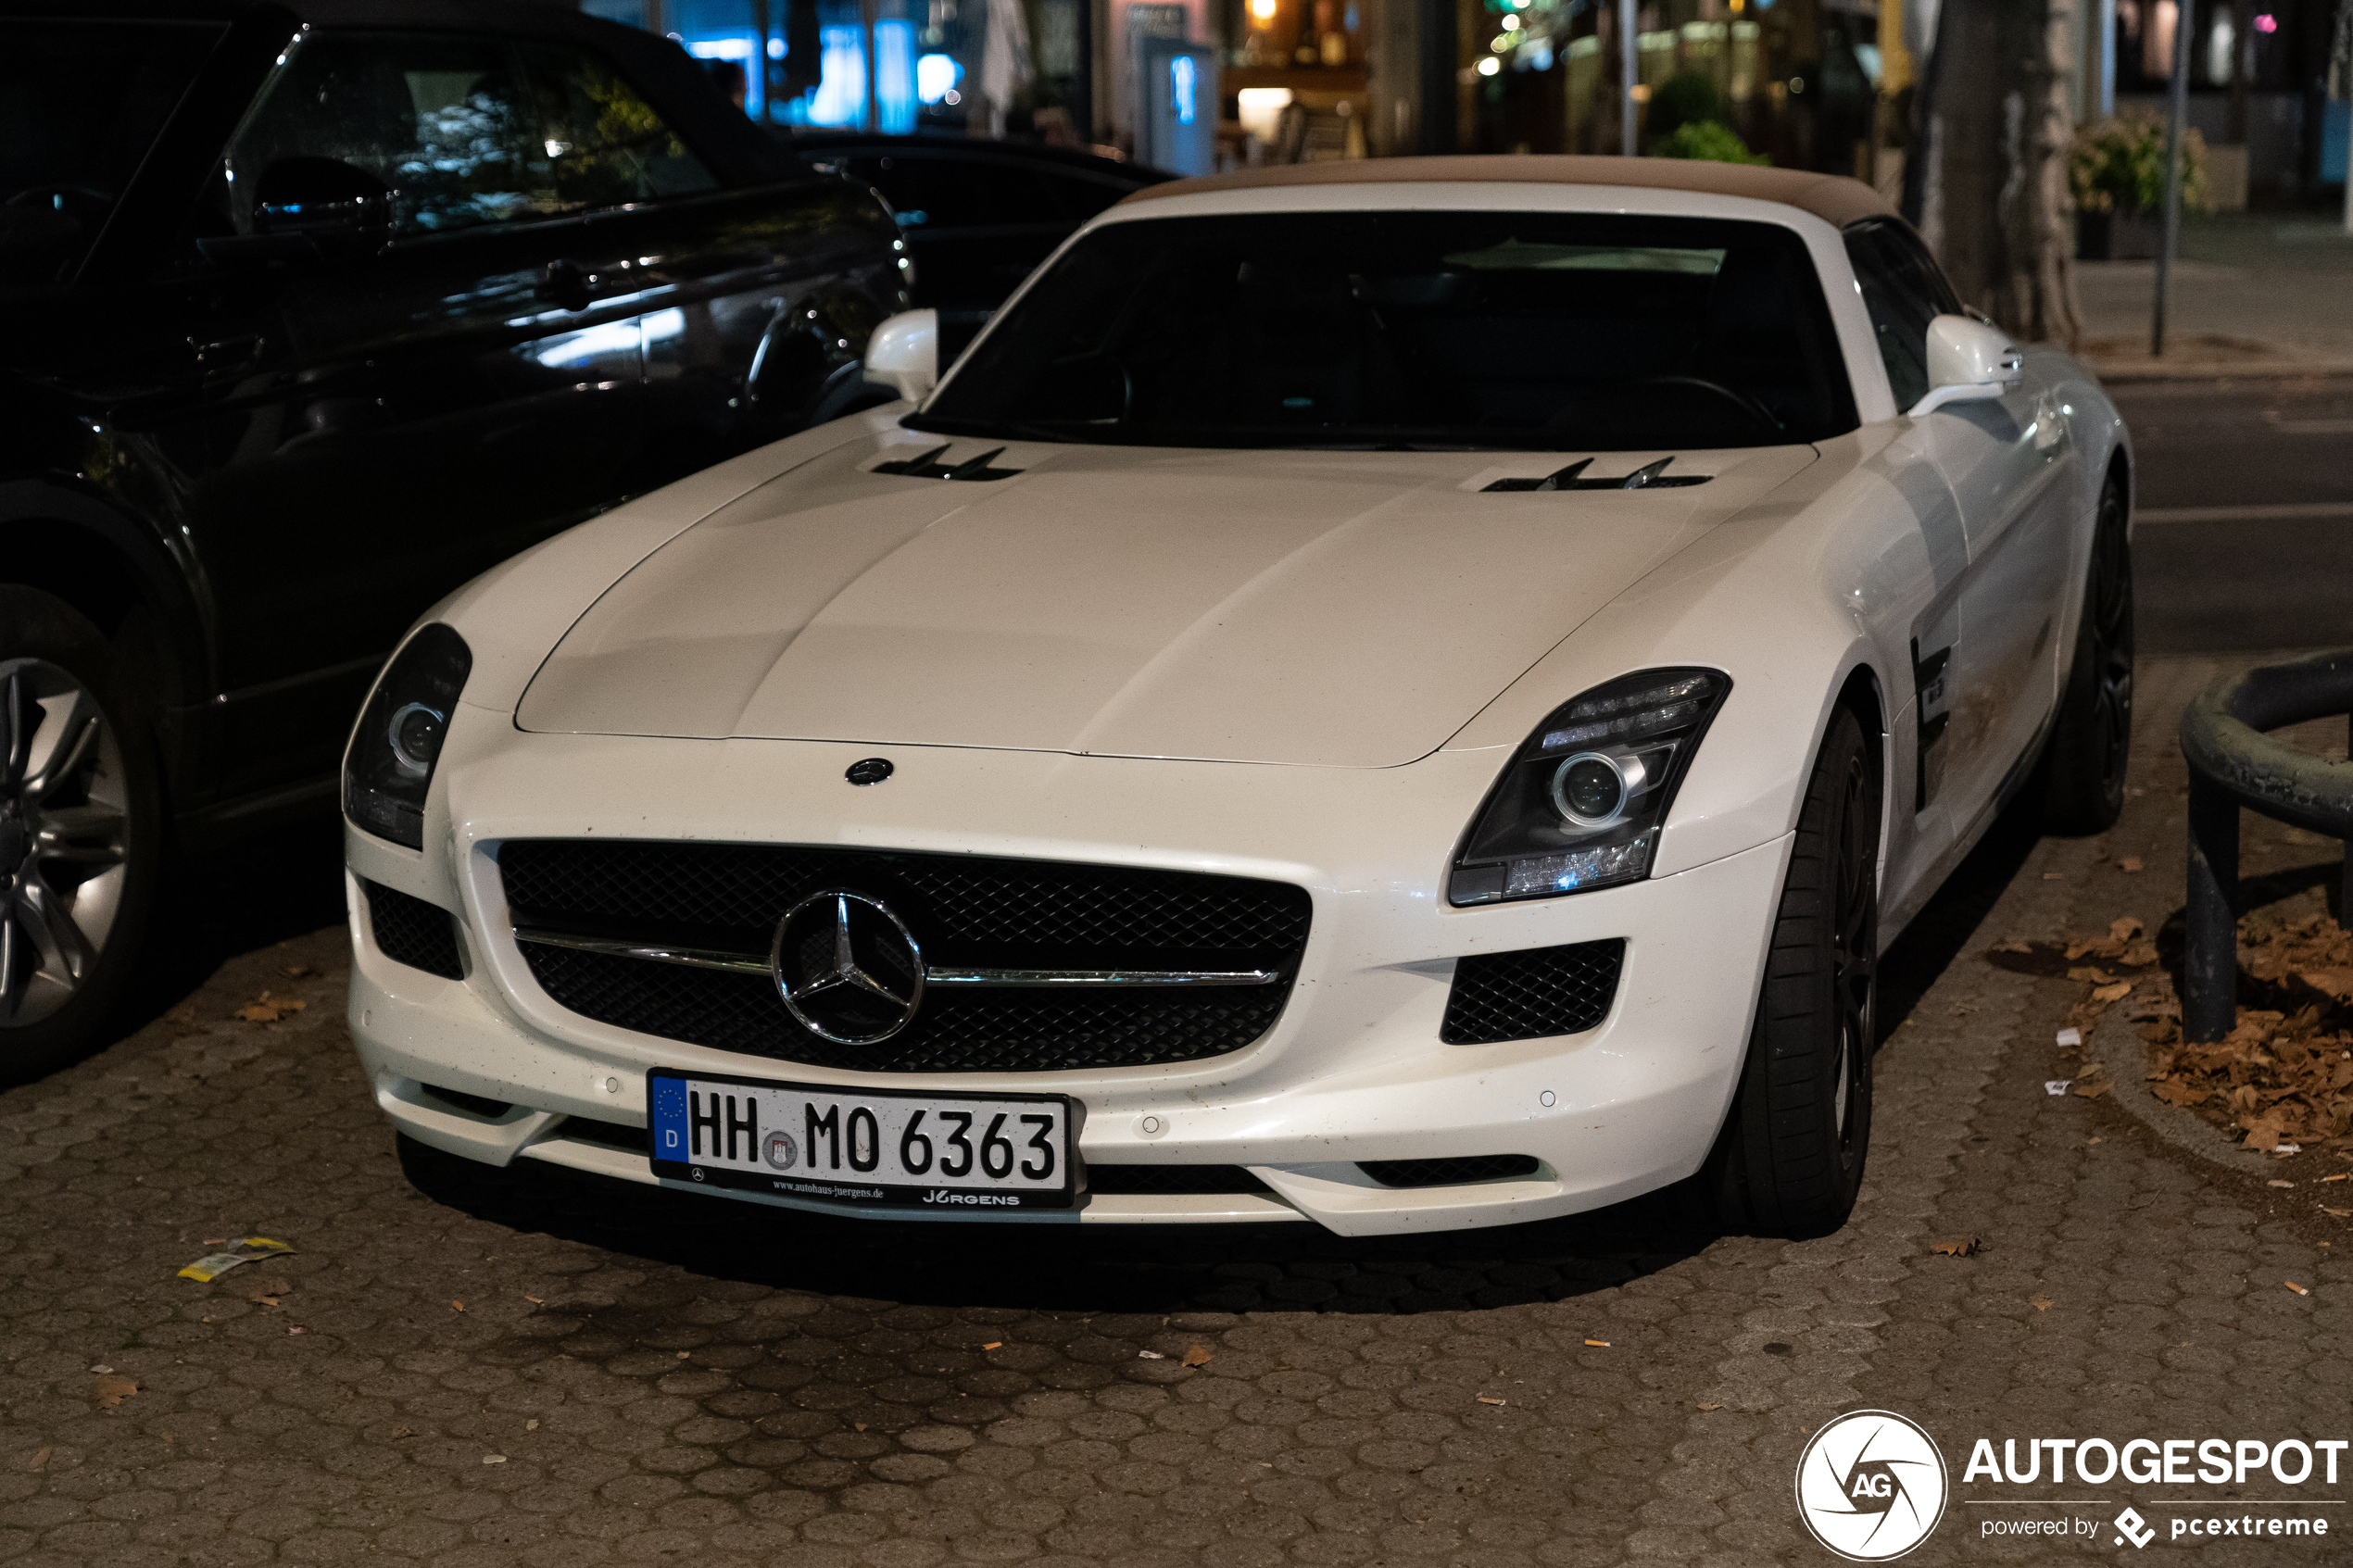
[253,157,392,253]
[1906,313,2024,417]
[864,308,939,403]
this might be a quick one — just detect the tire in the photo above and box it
[2041,472,2134,834]
[1704,705,1881,1236]
[0,585,163,1082]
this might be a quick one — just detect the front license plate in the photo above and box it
[648,1069,1075,1211]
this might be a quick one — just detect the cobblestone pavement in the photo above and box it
[5,654,2350,1568]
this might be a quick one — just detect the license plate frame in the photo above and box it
[647,1068,1077,1212]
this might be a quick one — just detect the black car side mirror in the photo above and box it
[252,157,392,253]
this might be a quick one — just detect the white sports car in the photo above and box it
[343,157,2131,1237]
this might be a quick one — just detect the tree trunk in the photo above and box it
[1909,0,2084,347]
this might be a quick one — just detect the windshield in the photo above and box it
[0,20,223,285]
[913,209,1857,452]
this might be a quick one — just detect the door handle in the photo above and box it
[540,258,593,312]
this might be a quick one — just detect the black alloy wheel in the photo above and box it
[1703,705,1881,1236]
[2042,473,2135,834]
[0,587,161,1081]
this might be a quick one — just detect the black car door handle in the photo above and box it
[540,259,593,312]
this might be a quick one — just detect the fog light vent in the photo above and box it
[1358,1155,1541,1188]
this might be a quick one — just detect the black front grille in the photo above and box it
[1360,1155,1541,1187]
[1440,939,1623,1045]
[501,840,1311,1073]
[364,881,465,980]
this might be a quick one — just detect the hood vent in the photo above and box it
[870,444,1024,482]
[1482,457,1711,493]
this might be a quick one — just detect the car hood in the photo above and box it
[515,433,1816,768]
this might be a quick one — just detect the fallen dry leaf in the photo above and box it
[451,1300,464,1312]
[2042,872,2064,881]
[1930,1236,1981,1257]
[2119,857,2145,872]
[234,991,308,1023]
[525,1419,539,1431]
[284,964,312,978]
[2323,1207,2352,1217]
[29,1447,50,1471]
[94,1375,138,1411]
[854,1423,867,1432]
[1476,1396,1506,1406]
[2087,1136,2104,1146]
[2286,1281,2311,1296]
[2030,1294,2055,1311]
[2073,1078,2113,1098]
[1696,1402,1723,1411]
[1180,1345,1213,1368]
[2092,982,2133,1005]
[1992,938,2032,954]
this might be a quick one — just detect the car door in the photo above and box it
[1847,220,2077,834]
[838,148,1072,360]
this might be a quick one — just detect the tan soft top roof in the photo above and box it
[1119,155,1897,229]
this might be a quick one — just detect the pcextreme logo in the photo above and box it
[1795,1410,1951,1562]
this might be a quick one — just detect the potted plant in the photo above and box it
[2071,113,2207,260]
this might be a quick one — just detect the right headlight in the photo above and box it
[344,624,472,850]
[1449,668,1730,906]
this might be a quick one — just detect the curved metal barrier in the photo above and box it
[2178,650,2353,1041]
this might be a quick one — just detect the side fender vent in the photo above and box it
[871,444,1024,482]
[1483,457,1711,493]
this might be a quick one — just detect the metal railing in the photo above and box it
[2178,650,2353,1041]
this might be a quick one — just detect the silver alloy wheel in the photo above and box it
[1,659,132,1027]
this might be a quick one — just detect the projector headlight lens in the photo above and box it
[1450,668,1730,905]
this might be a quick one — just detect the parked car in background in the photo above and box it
[0,0,906,1073]
[783,132,1173,361]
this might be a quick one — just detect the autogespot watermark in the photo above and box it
[1795,1412,2347,1558]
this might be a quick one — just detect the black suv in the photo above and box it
[1,0,905,1072]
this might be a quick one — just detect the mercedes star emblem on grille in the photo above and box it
[770,888,927,1045]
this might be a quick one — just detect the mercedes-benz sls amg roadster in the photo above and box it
[342,157,2131,1237]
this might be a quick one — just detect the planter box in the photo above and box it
[2077,210,2161,260]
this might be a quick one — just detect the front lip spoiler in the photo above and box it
[510,926,1281,988]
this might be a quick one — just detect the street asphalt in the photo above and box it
[4,393,2351,1563]
[2116,375,2353,655]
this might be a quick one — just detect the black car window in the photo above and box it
[915,210,1857,452]
[0,19,223,283]
[1842,219,1965,414]
[223,31,714,239]
[847,155,1063,229]
[514,41,719,210]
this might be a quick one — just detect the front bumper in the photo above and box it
[346,729,1790,1236]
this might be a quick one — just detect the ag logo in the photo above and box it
[1794,1409,1948,1562]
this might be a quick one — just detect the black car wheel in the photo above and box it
[2041,472,2134,834]
[1704,705,1880,1236]
[1,586,161,1079]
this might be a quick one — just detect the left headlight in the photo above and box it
[345,624,472,850]
[1449,667,1730,906]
